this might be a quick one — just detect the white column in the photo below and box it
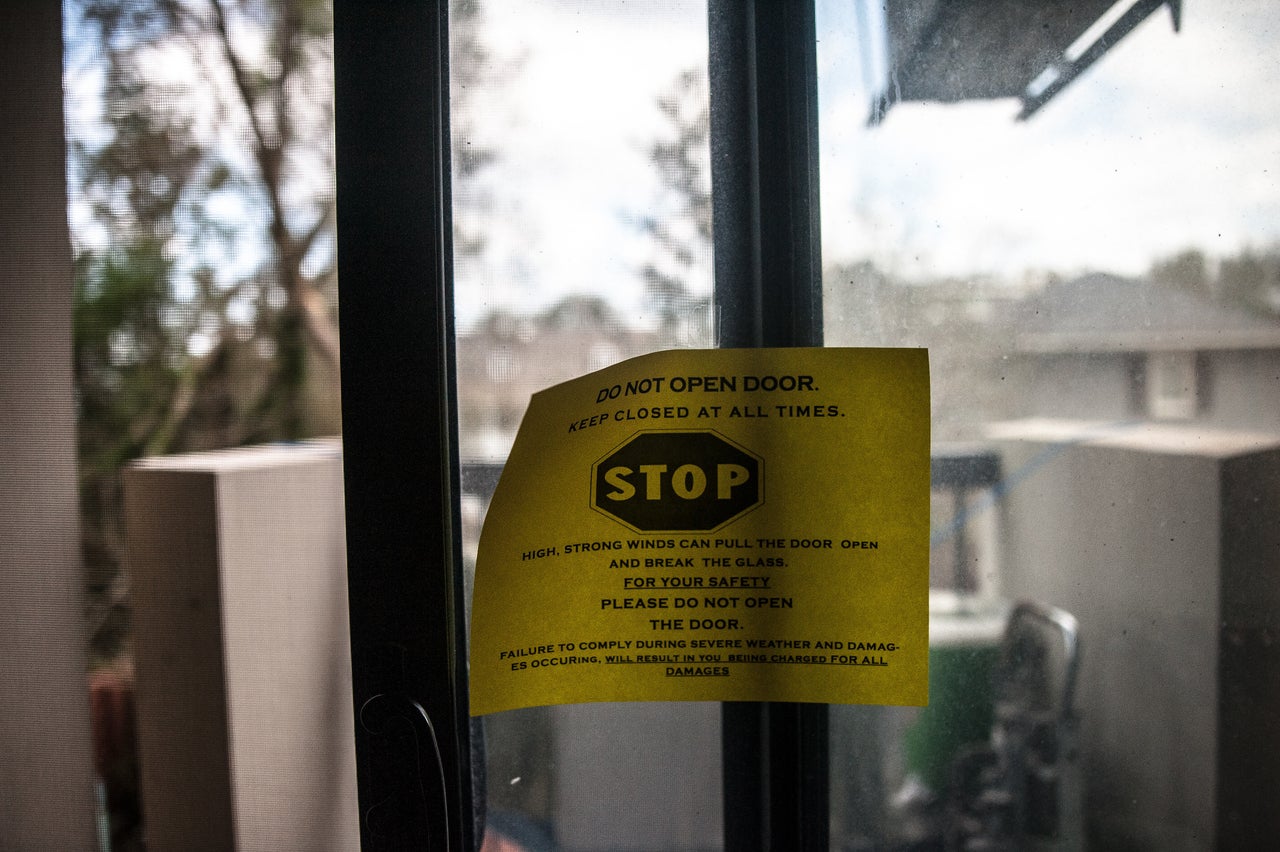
[124,442,358,852]
[994,419,1280,848]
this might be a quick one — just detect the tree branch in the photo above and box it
[205,0,339,372]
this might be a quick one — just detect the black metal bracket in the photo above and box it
[1019,0,1182,120]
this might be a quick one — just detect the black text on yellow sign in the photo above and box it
[469,347,930,715]
[592,430,763,532]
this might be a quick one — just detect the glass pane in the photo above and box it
[449,2,720,849]
[63,1,345,847]
[818,0,1280,848]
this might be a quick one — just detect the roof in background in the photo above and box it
[1015,272,1280,353]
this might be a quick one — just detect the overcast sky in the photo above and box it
[453,0,709,329]
[454,0,1280,328]
[817,0,1280,284]
[64,1,1280,330]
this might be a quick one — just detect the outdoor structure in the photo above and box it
[990,274,1280,847]
[455,297,690,461]
[123,442,359,852]
[1009,273,1280,429]
[992,419,1280,849]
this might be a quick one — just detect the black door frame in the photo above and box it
[709,2,827,850]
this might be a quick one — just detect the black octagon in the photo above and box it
[592,430,763,532]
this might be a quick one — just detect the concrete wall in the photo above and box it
[991,418,1280,850]
[1013,348,1280,432]
[0,3,102,848]
[1010,353,1138,422]
[124,442,358,852]
[1203,349,1280,432]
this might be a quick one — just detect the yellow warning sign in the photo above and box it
[469,347,929,716]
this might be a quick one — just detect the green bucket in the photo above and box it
[902,603,1007,792]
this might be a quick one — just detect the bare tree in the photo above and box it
[640,68,713,342]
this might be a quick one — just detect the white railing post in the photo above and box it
[124,442,358,852]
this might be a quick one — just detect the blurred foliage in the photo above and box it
[641,68,713,342]
[68,0,500,847]
[1151,245,1280,317]
[69,0,500,661]
[450,0,510,261]
[824,261,1021,441]
[69,0,342,667]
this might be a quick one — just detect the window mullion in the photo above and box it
[709,1,828,850]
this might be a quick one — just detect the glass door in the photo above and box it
[449,3,723,850]
[335,1,1280,849]
[815,1,1280,849]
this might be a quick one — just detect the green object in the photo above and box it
[903,609,1005,792]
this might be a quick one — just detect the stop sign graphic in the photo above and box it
[591,430,763,532]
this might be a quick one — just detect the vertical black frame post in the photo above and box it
[709,1,827,850]
[334,2,474,850]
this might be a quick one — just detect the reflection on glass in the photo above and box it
[819,0,1280,848]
